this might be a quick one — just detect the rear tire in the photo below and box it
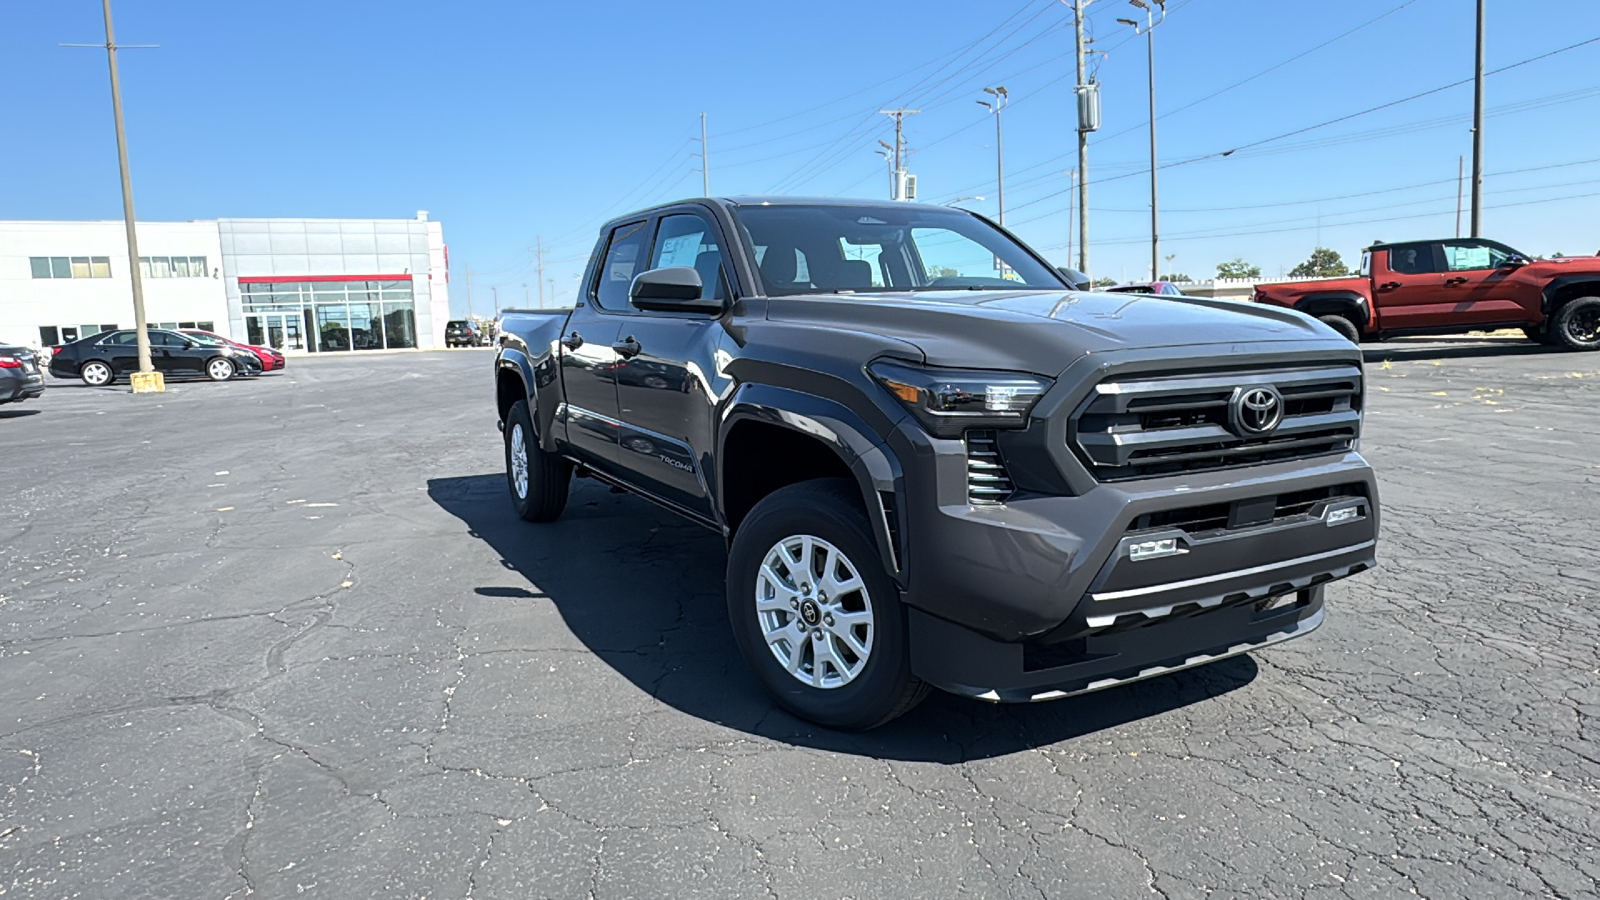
[504,400,571,522]
[80,361,113,386]
[1318,315,1362,344]
[1551,297,1600,352]
[726,478,926,731]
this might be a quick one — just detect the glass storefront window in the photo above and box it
[242,279,415,353]
[383,302,416,349]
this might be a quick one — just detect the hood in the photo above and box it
[1527,255,1600,274]
[764,289,1335,375]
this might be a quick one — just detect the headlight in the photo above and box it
[868,359,1053,439]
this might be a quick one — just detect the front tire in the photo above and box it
[80,361,113,386]
[1319,315,1362,344]
[504,400,570,522]
[206,358,236,382]
[727,479,926,731]
[1551,297,1600,351]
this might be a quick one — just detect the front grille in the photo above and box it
[1128,483,1366,535]
[1071,365,1362,481]
[965,429,1014,505]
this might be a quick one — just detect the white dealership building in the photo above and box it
[0,212,449,354]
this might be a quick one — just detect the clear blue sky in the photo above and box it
[3,0,1598,313]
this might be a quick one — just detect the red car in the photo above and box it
[182,330,286,371]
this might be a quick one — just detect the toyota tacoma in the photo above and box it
[493,197,1379,730]
[1253,237,1600,350]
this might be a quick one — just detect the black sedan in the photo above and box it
[0,342,46,404]
[49,329,261,386]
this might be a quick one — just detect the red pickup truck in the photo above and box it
[1253,238,1600,351]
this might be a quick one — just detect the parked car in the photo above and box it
[49,329,261,385]
[1106,280,1186,296]
[494,196,1378,730]
[0,342,46,405]
[446,320,486,347]
[181,329,286,371]
[1253,238,1600,349]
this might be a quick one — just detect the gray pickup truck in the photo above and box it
[494,197,1379,730]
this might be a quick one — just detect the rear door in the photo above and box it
[1369,242,1450,330]
[556,220,649,469]
[607,207,732,521]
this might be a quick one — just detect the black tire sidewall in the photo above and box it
[1319,315,1361,344]
[504,400,538,518]
[726,480,915,731]
[1553,298,1600,351]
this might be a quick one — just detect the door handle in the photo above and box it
[560,331,583,350]
[1378,282,1401,291]
[1445,277,1469,285]
[612,337,642,359]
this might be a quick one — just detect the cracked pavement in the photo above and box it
[0,338,1596,898]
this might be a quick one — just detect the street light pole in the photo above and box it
[978,87,1008,226]
[1120,0,1166,280]
[98,0,158,391]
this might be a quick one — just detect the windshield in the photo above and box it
[731,204,1065,296]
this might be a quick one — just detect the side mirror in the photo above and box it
[184,340,200,349]
[1057,266,1092,291]
[629,266,722,313]
[1505,254,1531,267]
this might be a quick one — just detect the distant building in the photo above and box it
[0,211,449,353]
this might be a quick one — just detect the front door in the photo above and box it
[1436,239,1533,326]
[609,210,730,520]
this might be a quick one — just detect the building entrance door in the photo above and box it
[246,313,306,352]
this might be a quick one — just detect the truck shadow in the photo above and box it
[428,473,1258,762]
[1361,337,1561,363]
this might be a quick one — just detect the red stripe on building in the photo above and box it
[237,274,414,284]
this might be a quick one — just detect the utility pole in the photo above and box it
[64,1,160,391]
[1072,0,1096,277]
[1456,155,1465,238]
[491,286,499,316]
[1470,0,1485,237]
[531,237,546,307]
[978,87,1008,225]
[523,283,530,307]
[878,109,920,200]
[698,111,710,196]
[1120,0,1167,281]
[877,142,895,200]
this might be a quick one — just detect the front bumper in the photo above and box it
[890,429,1377,700]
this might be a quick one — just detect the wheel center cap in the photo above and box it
[799,600,821,626]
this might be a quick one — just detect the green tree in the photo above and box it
[1159,272,1191,283]
[1216,258,1262,280]
[926,265,960,279]
[1288,247,1351,278]
[1092,277,1119,288]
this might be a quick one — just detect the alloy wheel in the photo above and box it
[510,423,529,499]
[756,534,874,689]
[1568,308,1600,343]
[208,359,234,380]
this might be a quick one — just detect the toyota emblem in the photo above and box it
[1229,386,1285,436]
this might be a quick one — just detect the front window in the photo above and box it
[732,204,1063,296]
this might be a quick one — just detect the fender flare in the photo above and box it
[495,346,562,452]
[1541,276,1600,317]
[718,383,907,582]
[1292,292,1370,330]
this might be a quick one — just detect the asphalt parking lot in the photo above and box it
[2,340,1597,899]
